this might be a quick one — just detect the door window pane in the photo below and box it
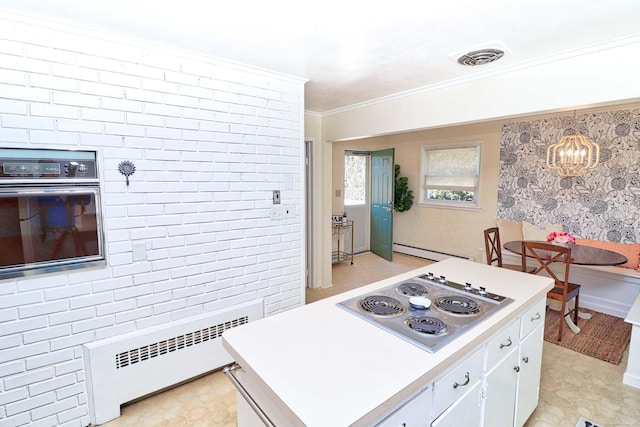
[344,153,367,206]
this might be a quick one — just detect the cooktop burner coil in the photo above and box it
[435,295,480,315]
[397,282,427,296]
[406,316,448,335]
[359,295,405,316]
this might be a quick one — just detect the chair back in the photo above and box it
[484,227,503,266]
[521,241,572,296]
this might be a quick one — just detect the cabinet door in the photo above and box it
[515,324,544,427]
[483,349,519,427]
[431,381,482,427]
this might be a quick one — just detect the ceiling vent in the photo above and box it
[457,48,505,66]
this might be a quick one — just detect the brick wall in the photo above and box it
[0,13,304,427]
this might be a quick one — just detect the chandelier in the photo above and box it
[546,133,600,177]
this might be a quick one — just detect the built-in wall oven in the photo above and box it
[0,148,105,279]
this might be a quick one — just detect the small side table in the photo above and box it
[332,220,354,265]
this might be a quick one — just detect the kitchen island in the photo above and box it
[222,258,554,426]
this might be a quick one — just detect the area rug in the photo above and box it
[575,415,602,427]
[543,307,631,364]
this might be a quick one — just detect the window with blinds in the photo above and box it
[420,144,481,207]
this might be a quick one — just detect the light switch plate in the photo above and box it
[273,190,281,204]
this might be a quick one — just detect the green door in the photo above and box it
[370,148,394,261]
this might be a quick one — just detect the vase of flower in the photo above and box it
[546,231,576,247]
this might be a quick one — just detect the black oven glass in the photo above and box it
[0,188,102,270]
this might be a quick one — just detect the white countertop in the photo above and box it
[222,258,554,426]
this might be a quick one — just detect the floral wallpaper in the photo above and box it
[498,107,640,243]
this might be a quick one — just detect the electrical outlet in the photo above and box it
[271,205,282,220]
[283,205,295,218]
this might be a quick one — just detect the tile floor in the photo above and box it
[103,253,640,427]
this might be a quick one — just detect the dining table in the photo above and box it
[503,240,628,334]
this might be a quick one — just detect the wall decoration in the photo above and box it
[118,160,136,186]
[498,107,640,242]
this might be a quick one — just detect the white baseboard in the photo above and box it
[394,243,473,262]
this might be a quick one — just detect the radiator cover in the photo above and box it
[83,300,263,425]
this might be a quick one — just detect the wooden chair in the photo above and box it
[521,241,581,341]
[484,227,522,271]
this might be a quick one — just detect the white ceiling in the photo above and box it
[1,0,640,113]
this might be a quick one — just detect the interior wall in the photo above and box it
[499,104,640,242]
[0,12,305,426]
[332,121,502,262]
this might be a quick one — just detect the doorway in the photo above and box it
[343,150,370,254]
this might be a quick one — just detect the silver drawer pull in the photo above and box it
[522,356,529,363]
[453,372,470,389]
[223,363,275,427]
[530,312,541,321]
[499,337,512,349]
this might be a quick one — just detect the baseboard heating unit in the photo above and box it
[393,243,473,262]
[83,300,263,425]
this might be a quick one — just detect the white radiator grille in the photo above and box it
[115,316,248,369]
[84,300,263,425]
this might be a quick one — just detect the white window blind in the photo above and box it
[423,146,479,191]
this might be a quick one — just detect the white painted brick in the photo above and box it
[124,87,163,103]
[180,84,212,99]
[31,396,77,421]
[52,91,100,108]
[29,74,78,92]
[153,299,187,315]
[145,127,182,140]
[56,119,103,134]
[48,307,94,327]
[144,102,181,117]
[99,71,140,88]
[68,292,111,310]
[22,324,71,345]
[114,305,153,323]
[18,301,67,319]
[108,252,133,266]
[53,358,84,377]
[26,349,74,370]
[104,123,145,137]
[80,107,125,123]
[0,317,47,342]
[163,93,199,108]
[0,291,44,310]
[0,388,29,406]
[95,322,135,341]
[30,129,79,145]
[4,367,54,390]
[0,68,26,85]
[0,83,50,103]
[101,97,143,112]
[0,38,24,55]
[71,315,114,333]
[2,113,52,130]
[76,54,123,72]
[123,63,164,79]
[49,331,94,352]
[0,360,24,378]
[150,258,184,271]
[51,63,98,82]
[111,262,151,278]
[55,395,87,420]
[30,103,78,119]
[0,342,49,364]
[126,112,164,127]
[0,53,49,74]
[141,78,179,94]
[0,334,21,351]
[92,276,133,293]
[79,81,125,98]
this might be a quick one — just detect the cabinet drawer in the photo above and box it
[433,347,484,417]
[376,386,431,427]
[486,317,520,371]
[520,298,546,338]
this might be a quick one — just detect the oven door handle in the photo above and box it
[223,363,276,427]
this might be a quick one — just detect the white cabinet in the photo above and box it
[482,298,546,427]
[376,386,432,427]
[433,347,484,417]
[432,381,482,427]
[515,323,544,426]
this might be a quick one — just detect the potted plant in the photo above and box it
[394,164,414,212]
